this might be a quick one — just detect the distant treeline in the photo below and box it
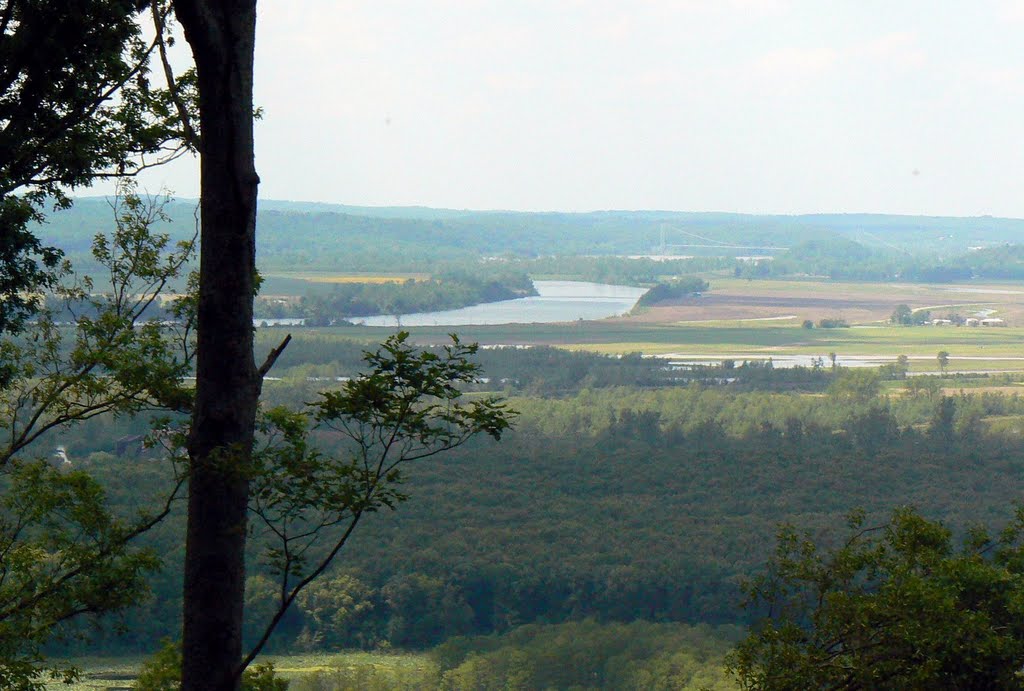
[636,277,709,306]
[255,269,536,324]
[251,334,919,396]
[738,237,1024,282]
[521,255,732,285]
[41,198,1024,277]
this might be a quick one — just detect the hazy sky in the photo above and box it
[123,1,1024,216]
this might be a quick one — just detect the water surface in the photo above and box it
[355,280,647,327]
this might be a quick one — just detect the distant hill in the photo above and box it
[36,197,1024,274]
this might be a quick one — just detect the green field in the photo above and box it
[251,274,1024,376]
[292,321,1024,374]
[45,649,733,690]
[45,651,438,690]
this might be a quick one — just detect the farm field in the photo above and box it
[626,277,1024,325]
[262,271,428,284]
[349,323,1024,372]
[258,272,428,300]
[287,278,1024,374]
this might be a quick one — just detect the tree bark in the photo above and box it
[171,1,259,690]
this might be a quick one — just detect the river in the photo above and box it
[353,280,648,327]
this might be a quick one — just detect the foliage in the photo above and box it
[903,374,942,399]
[889,303,930,326]
[827,369,881,406]
[964,243,1024,279]
[892,353,909,378]
[433,620,740,690]
[135,640,289,690]
[383,573,475,647]
[288,653,439,691]
[0,187,192,687]
[0,462,162,690]
[0,185,194,455]
[0,46,197,690]
[0,0,194,332]
[291,573,377,650]
[41,350,1024,654]
[523,255,730,285]
[635,277,709,307]
[242,332,513,666]
[32,198,1024,284]
[730,506,1024,689]
[135,639,182,691]
[743,237,974,282]
[287,268,535,324]
[257,339,857,397]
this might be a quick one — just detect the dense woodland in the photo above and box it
[42,341,1024,666]
[739,236,1023,282]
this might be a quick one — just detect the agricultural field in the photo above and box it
[262,271,428,284]
[299,277,1024,374]
[258,272,427,300]
[625,277,1024,326]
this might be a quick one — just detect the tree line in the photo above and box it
[257,268,536,324]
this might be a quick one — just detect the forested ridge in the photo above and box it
[39,199,1024,292]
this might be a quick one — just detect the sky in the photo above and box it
[119,0,1024,217]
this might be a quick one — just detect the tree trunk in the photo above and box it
[172,2,259,690]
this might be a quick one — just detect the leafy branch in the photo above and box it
[241,332,513,674]
[0,184,195,687]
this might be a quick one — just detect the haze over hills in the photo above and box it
[42,197,1024,273]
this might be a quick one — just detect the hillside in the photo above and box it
[37,199,1024,275]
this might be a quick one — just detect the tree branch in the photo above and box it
[152,0,200,150]
[257,334,292,379]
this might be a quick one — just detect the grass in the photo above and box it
[267,651,438,687]
[44,651,436,690]
[43,656,141,690]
